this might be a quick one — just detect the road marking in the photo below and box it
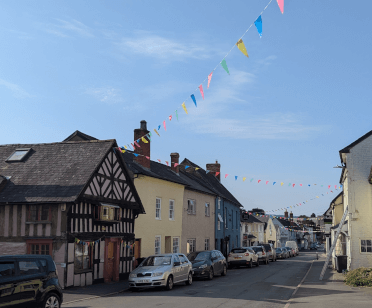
[283,260,314,308]
[63,289,128,305]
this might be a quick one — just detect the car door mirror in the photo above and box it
[173,261,180,267]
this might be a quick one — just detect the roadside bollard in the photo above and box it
[316,252,319,260]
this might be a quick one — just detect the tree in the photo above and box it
[311,213,316,217]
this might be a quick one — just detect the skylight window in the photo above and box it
[6,148,31,162]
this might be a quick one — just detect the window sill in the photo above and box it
[74,269,93,274]
[26,221,52,224]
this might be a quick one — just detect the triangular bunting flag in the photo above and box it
[191,94,197,107]
[147,132,151,140]
[258,180,261,183]
[175,110,179,121]
[236,39,249,57]
[221,59,230,75]
[124,145,128,149]
[182,102,188,114]
[207,72,213,88]
[131,143,136,149]
[254,15,262,38]
[141,136,148,143]
[243,177,246,181]
[266,181,269,184]
[165,161,169,166]
[158,125,161,131]
[133,153,139,157]
[195,167,199,171]
[235,176,238,181]
[216,172,220,176]
[146,156,150,160]
[281,182,284,186]
[185,166,190,169]
[163,120,166,131]
[174,163,179,167]
[169,115,172,121]
[198,85,204,99]
[157,159,161,162]
[277,0,284,14]
[225,174,229,178]
[273,182,276,185]
[154,129,160,137]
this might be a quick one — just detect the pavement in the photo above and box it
[286,251,372,308]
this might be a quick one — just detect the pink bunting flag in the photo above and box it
[328,185,331,189]
[216,172,220,177]
[165,161,169,166]
[258,180,261,183]
[292,184,295,187]
[134,141,140,148]
[163,120,166,131]
[146,156,150,160]
[169,115,172,121]
[174,163,179,167]
[300,184,302,187]
[207,72,213,88]
[277,0,284,14]
[266,181,269,184]
[131,143,136,149]
[157,159,161,162]
[198,84,204,99]
[335,185,337,189]
[225,174,229,178]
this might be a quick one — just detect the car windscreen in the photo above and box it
[252,247,262,252]
[141,256,172,266]
[230,249,246,254]
[187,251,210,262]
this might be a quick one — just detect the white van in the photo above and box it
[285,241,299,255]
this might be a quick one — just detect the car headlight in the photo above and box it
[129,273,137,278]
[199,264,207,269]
[152,272,164,277]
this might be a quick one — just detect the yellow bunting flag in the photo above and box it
[243,177,246,181]
[121,149,125,153]
[236,39,249,57]
[195,167,200,171]
[141,136,148,143]
[316,196,319,198]
[182,102,188,114]
[281,182,284,186]
[154,129,160,137]
[124,145,128,149]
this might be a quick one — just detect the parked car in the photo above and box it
[261,243,276,262]
[227,247,259,268]
[275,247,286,259]
[285,246,294,257]
[285,241,299,255]
[251,246,269,265]
[128,253,193,291]
[0,255,63,308]
[281,247,290,258]
[187,250,227,280]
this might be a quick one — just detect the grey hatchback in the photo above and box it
[0,255,63,308]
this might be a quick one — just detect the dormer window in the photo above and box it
[94,203,121,222]
[6,148,31,162]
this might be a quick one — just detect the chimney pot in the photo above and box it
[140,120,147,131]
[134,120,150,169]
[284,210,289,219]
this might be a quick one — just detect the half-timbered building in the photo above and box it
[0,139,144,288]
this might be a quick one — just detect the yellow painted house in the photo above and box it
[122,121,188,259]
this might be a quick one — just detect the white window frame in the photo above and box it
[224,210,227,229]
[187,238,196,253]
[155,236,161,254]
[205,238,210,250]
[217,220,221,230]
[156,198,161,220]
[205,203,210,217]
[218,197,221,209]
[169,199,175,220]
[360,239,372,253]
[173,237,180,253]
[187,199,196,215]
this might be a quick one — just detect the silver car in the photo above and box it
[128,253,193,290]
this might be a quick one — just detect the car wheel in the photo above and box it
[208,267,214,280]
[185,272,193,285]
[228,263,233,269]
[129,287,138,292]
[256,260,260,267]
[221,265,227,276]
[266,258,269,265]
[165,275,174,290]
[42,293,61,308]
[249,259,253,268]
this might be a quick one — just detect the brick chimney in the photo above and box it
[170,153,179,174]
[290,211,294,226]
[134,120,150,169]
[206,160,220,181]
[284,210,288,219]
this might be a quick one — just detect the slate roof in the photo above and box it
[0,140,115,203]
[339,130,372,154]
[180,158,243,208]
[255,216,269,230]
[121,151,189,187]
[241,214,263,223]
[63,130,98,142]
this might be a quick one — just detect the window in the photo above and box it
[156,198,161,220]
[173,254,180,264]
[19,260,43,275]
[99,203,121,221]
[169,199,175,220]
[27,239,53,256]
[205,238,210,250]
[187,199,196,215]
[155,236,161,254]
[245,225,248,233]
[224,209,227,229]
[172,237,179,253]
[28,205,51,222]
[0,262,15,277]
[217,220,221,230]
[361,240,372,253]
[6,148,31,162]
[74,243,92,272]
[187,239,196,253]
[269,225,272,236]
[218,197,221,209]
[179,254,187,264]
[205,203,210,217]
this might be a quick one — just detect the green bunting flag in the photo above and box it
[221,59,230,75]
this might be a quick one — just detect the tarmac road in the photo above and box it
[63,251,317,308]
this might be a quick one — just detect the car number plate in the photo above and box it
[234,257,242,259]
[137,279,150,283]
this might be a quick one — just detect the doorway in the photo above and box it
[165,236,171,253]
[104,238,119,283]
[134,239,141,260]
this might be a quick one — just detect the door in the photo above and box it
[211,251,220,274]
[165,237,171,253]
[107,242,114,282]
[178,255,188,281]
[172,255,182,283]
[134,239,141,261]
[17,259,45,304]
[0,261,19,307]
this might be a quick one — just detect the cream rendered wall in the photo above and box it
[342,137,372,270]
[265,219,277,245]
[181,190,215,254]
[133,175,184,258]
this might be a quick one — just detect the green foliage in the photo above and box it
[344,267,372,287]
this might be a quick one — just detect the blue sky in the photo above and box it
[1,0,371,216]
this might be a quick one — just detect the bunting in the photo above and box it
[207,72,213,88]
[182,102,188,114]
[191,94,197,107]
[277,0,284,14]
[221,59,230,75]
[163,120,166,131]
[198,84,204,99]
[236,39,249,57]
[254,15,263,38]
